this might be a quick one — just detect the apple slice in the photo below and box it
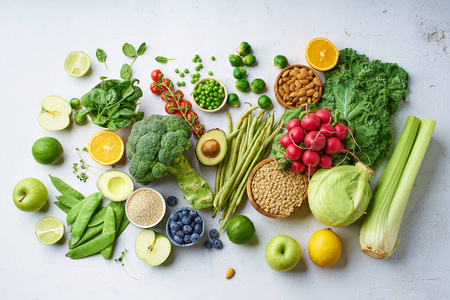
[135,229,171,266]
[38,95,72,131]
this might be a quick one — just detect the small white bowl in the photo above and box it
[125,188,166,229]
[191,77,228,113]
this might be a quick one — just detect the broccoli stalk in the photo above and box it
[167,156,213,209]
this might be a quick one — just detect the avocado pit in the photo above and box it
[201,139,221,158]
[195,129,228,166]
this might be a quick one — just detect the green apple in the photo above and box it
[265,235,302,272]
[135,229,171,266]
[38,95,72,131]
[13,178,48,212]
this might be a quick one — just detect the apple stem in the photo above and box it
[18,193,27,203]
[148,240,156,252]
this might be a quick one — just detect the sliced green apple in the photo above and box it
[135,229,171,266]
[38,95,72,131]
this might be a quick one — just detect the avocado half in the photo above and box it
[97,170,135,202]
[195,129,227,166]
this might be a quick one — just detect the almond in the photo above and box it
[226,268,235,279]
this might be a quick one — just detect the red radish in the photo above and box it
[291,160,306,175]
[334,123,348,140]
[340,140,346,150]
[306,165,320,177]
[289,127,305,143]
[319,123,335,138]
[301,112,321,131]
[302,150,320,167]
[278,133,293,149]
[286,144,303,161]
[324,137,342,154]
[304,131,326,151]
[286,119,302,132]
[315,109,332,124]
[319,154,332,169]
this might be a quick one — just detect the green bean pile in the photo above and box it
[213,106,284,230]
[50,175,129,259]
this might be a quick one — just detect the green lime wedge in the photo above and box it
[64,51,91,77]
[35,217,65,245]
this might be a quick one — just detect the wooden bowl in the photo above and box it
[274,64,322,110]
[191,77,228,113]
[247,158,308,219]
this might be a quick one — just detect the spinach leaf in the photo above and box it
[121,85,134,99]
[119,108,135,118]
[137,43,146,56]
[100,76,108,80]
[96,48,107,69]
[122,43,136,58]
[107,121,118,132]
[92,115,108,126]
[155,56,176,63]
[135,111,144,122]
[120,64,132,80]
[77,107,93,117]
[114,118,133,128]
[106,88,119,105]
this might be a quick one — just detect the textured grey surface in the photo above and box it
[1,0,449,299]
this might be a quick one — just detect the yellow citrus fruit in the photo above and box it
[88,130,124,166]
[305,38,339,71]
[64,51,91,77]
[308,228,342,267]
[35,217,65,245]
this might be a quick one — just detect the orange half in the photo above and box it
[88,130,124,166]
[305,38,339,71]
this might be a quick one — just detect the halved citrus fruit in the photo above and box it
[305,38,339,71]
[88,130,124,166]
[64,51,91,77]
[36,217,65,245]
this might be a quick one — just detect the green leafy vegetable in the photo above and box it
[120,64,132,80]
[122,43,136,58]
[155,56,176,63]
[96,48,107,69]
[318,48,409,166]
[136,43,146,56]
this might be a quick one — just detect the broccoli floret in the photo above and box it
[126,114,213,209]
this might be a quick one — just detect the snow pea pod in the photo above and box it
[66,192,102,226]
[100,207,116,260]
[87,206,107,227]
[66,231,116,259]
[69,223,103,249]
[70,194,103,245]
[49,175,84,200]
[54,201,71,214]
[56,195,80,208]
[101,203,125,259]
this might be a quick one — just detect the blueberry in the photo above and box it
[194,224,202,234]
[170,212,179,221]
[173,235,184,245]
[176,230,185,238]
[170,221,181,231]
[182,216,192,225]
[194,216,203,224]
[182,225,193,235]
[191,233,200,243]
[204,241,213,248]
[209,229,219,239]
[213,238,223,249]
[184,234,192,244]
[189,210,198,218]
[177,220,184,228]
[179,209,188,217]
[166,196,177,206]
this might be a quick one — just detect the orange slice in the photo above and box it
[88,130,124,166]
[305,38,339,71]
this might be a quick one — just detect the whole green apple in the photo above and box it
[13,178,48,212]
[265,235,302,272]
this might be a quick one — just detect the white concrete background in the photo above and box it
[1,0,449,299]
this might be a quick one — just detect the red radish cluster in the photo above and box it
[278,108,353,177]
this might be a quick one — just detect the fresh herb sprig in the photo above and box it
[115,249,138,280]
[73,147,94,182]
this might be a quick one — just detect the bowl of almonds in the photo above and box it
[274,64,322,109]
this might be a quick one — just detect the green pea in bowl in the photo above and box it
[191,78,228,113]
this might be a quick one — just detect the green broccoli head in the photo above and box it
[126,114,192,185]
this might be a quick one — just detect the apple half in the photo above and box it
[135,229,171,266]
[38,95,72,131]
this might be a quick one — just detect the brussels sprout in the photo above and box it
[229,54,243,67]
[250,78,266,94]
[233,67,247,79]
[258,95,272,110]
[236,42,252,56]
[243,54,256,66]
[74,111,88,125]
[70,98,81,110]
[235,78,250,92]
[227,93,240,107]
[274,55,288,69]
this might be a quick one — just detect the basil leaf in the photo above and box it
[137,43,146,56]
[122,43,136,58]
[155,56,176,63]
[120,64,132,80]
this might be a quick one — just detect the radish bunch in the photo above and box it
[278,108,352,177]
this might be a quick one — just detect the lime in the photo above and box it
[274,55,288,69]
[31,137,63,165]
[308,228,342,267]
[64,51,91,77]
[226,215,255,244]
[35,217,65,245]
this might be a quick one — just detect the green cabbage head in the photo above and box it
[308,162,374,227]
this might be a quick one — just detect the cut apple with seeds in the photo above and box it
[135,229,171,266]
[38,95,72,131]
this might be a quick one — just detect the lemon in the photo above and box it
[64,51,91,77]
[35,217,65,245]
[226,215,255,244]
[308,228,342,267]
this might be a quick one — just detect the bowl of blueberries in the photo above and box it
[166,207,205,247]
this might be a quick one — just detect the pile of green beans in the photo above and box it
[213,107,284,230]
[49,175,129,260]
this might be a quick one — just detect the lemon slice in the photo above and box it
[64,51,91,77]
[35,217,65,245]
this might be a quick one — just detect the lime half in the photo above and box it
[35,217,65,245]
[64,51,91,77]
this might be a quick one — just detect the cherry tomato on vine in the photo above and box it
[192,123,205,137]
[164,101,178,114]
[150,81,162,94]
[174,112,184,119]
[186,111,199,124]
[162,78,173,91]
[178,100,192,114]
[151,69,162,82]
[173,90,184,100]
